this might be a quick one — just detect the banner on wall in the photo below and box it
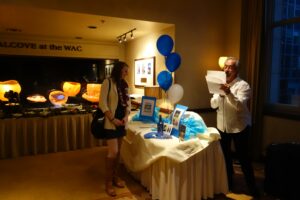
[0,39,120,58]
[0,40,82,51]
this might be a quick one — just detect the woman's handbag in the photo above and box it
[91,108,106,139]
[90,79,110,139]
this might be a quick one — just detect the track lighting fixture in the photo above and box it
[116,28,136,43]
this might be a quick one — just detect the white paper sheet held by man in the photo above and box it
[205,70,226,95]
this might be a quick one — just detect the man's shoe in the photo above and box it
[249,186,260,198]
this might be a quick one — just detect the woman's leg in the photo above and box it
[112,137,125,188]
[105,138,119,196]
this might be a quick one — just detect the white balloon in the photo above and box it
[167,84,184,104]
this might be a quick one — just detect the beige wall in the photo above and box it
[223,0,241,58]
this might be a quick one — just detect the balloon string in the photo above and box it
[165,92,169,113]
[164,92,172,118]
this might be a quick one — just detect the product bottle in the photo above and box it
[157,115,164,135]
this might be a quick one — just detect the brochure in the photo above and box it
[205,70,226,95]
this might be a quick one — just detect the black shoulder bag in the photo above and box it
[91,79,111,139]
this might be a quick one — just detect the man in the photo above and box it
[210,57,259,197]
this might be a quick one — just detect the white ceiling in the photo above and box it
[0,4,173,43]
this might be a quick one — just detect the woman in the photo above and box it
[98,61,130,197]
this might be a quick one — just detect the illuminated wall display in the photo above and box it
[0,56,117,107]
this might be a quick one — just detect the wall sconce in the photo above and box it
[218,56,228,69]
[0,80,22,101]
[117,28,136,43]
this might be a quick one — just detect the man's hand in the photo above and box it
[220,84,231,95]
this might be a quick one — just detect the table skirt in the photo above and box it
[123,140,228,200]
[0,114,103,159]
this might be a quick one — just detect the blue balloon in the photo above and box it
[157,70,173,91]
[156,35,174,56]
[166,52,181,72]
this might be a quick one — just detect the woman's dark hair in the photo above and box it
[110,61,128,82]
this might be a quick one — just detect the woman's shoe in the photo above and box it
[113,176,125,188]
[105,157,117,196]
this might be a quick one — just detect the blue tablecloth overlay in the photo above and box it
[132,109,207,140]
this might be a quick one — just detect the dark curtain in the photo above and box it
[239,0,265,159]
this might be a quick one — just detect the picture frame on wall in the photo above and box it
[134,56,155,86]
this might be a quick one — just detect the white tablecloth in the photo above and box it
[121,117,228,200]
[0,114,103,159]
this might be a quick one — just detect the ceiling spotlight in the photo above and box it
[118,37,122,43]
[123,35,127,42]
[130,31,134,39]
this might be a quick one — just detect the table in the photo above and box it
[121,113,228,200]
[0,114,103,159]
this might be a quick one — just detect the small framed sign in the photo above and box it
[179,124,186,141]
[163,123,173,135]
[139,96,156,121]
